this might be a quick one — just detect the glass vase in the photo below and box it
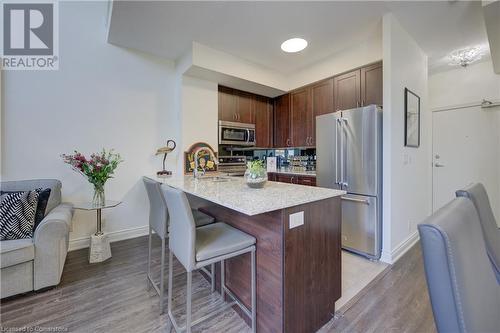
[92,184,105,207]
[244,169,267,189]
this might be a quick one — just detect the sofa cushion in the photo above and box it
[1,179,62,214]
[0,238,34,268]
[0,190,39,240]
[1,188,52,230]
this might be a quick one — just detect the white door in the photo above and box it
[432,106,500,221]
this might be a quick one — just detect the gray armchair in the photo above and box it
[1,179,73,298]
[456,183,500,283]
[418,197,500,333]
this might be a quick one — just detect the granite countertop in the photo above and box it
[268,169,317,177]
[148,175,344,216]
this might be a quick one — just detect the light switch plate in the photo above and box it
[289,211,304,229]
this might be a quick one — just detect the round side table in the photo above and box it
[73,200,121,263]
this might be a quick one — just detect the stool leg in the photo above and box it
[251,249,256,333]
[211,263,215,293]
[186,271,192,333]
[220,259,225,301]
[147,226,152,291]
[167,250,173,316]
[159,237,166,314]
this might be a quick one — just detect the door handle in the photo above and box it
[434,162,445,167]
[341,196,370,205]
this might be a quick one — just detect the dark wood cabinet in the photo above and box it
[311,78,334,117]
[218,86,237,122]
[235,90,254,123]
[296,175,316,186]
[218,86,254,123]
[290,88,311,147]
[268,173,316,187]
[361,62,383,107]
[334,69,361,111]
[254,95,273,148]
[221,62,382,149]
[274,94,291,147]
[310,78,334,146]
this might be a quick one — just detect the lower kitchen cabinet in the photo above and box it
[296,176,316,186]
[268,173,316,186]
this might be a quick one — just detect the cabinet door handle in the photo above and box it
[361,100,365,107]
[357,101,360,108]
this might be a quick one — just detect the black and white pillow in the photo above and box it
[0,190,39,240]
[1,188,52,230]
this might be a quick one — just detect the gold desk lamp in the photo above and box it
[156,140,176,177]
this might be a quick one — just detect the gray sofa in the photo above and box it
[1,179,73,298]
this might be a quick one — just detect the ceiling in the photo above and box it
[108,1,490,74]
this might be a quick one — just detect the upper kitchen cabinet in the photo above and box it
[361,62,383,107]
[235,90,254,123]
[274,93,291,147]
[254,95,273,148]
[290,88,312,147]
[218,86,254,123]
[311,78,334,116]
[219,86,237,122]
[333,61,383,112]
[334,69,361,111]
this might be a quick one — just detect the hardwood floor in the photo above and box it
[0,236,436,333]
[320,243,436,333]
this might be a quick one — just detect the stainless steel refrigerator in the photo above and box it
[316,105,382,259]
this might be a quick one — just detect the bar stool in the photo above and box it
[143,177,215,314]
[161,184,256,333]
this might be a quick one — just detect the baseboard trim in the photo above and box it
[68,225,149,251]
[390,231,419,264]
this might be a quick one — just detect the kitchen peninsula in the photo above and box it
[151,175,345,333]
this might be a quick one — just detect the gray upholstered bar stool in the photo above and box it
[143,177,215,314]
[162,184,256,333]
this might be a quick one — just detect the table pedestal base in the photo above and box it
[89,233,112,263]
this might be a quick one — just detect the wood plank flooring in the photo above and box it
[0,236,436,333]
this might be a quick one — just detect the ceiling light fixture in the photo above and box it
[448,46,484,67]
[281,38,308,53]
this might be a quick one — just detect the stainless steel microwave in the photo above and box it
[219,121,256,146]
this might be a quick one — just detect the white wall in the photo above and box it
[429,60,500,225]
[429,61,500,109]
[176,76,219,175]
[288,27,382,89]
[1,1,178,249]
[381,14,431,264]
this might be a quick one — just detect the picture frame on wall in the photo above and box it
[404,88,420,148]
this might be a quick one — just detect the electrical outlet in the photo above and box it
[289,211,304,229]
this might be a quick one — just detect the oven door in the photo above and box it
[219,122,255,146]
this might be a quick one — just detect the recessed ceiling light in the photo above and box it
[448,46,484,67]
[281,38,308,53]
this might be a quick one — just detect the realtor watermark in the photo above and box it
[1,1,59,70]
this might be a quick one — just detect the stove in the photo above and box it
[218,156,247,176]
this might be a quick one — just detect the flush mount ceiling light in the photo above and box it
[448,46,484,67]
[281,38,308,53]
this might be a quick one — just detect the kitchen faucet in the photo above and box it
[193,146,218,179]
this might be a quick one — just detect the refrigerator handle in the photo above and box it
[340,118,345,188]
[342,117,349,188]
[335,118,340,185]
